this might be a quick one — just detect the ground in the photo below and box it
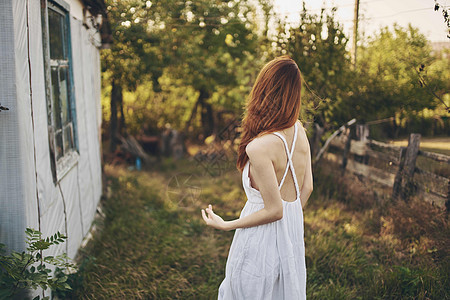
[57,156,449,300]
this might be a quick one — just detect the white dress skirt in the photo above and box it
[218,122,307,300]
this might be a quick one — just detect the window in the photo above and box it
[41,0,78,181]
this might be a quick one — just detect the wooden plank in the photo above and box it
[333,137,399,164]
[314,118,356,163]
[415,182,447,199]
[365,116,394,125]
[415,184,446,208]
[329,138,400,166]
[365,148,400,165]
[329,136,346,150]
[368,139,402,151]
[418,150,450,164]
[346,158,395,187]
[367,140,402,163]
[350,140,367,156]
[330,137,367,156]
[332,138,404,157]
[324,152,395,186]
[415,167,449,183]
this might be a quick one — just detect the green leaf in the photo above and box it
[1,228,76,297]
[11,252,23,260]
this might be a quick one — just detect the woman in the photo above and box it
[201,56,313,299]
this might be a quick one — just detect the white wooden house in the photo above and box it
[0,0,110,277]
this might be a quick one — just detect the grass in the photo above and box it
[60,157,450,299]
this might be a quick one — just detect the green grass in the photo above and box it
[61,158,450,299]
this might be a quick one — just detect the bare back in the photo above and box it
[248,120,312,203]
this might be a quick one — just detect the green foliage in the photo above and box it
[101,1,448,140]
[52,256,96,299]
[101,0,268,139]
[101,0,170,91]
[276,5,354,127]
[0,228,76,300]
[162,0,258,92]
[338,24,448,126]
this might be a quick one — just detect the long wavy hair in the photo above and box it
[236,56,302,172]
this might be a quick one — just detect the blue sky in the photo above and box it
[273,0,449,43]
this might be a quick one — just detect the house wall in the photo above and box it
[1,0,103,266]
[0,0,28,253]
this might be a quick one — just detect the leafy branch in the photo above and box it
[434,1,450,38]
[415,64,450,113]
[0,228,76,300]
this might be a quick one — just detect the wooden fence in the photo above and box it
[313,123,450,210]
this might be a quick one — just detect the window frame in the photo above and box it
[41,0,79,183]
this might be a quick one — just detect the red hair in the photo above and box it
[236,56,302,172]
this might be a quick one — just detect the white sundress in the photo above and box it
[218,122,307,300]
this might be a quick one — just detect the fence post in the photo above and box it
[356,124,369,141]
[356,123,369,164]
[392,133,421,200]
[393,147,407,199]
[401,133,421,200]
[446,180,450,212]
[341,127,353,174]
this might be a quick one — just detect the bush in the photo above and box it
[0,228,76,300]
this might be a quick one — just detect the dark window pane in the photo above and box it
[51,67,62,130]
[59,66,70,125]
[44,2,77,167]
[63,124,74,151]
[48,8,65,59]
[55,130,63,161]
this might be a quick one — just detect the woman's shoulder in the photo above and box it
[245,131,283,158]
[296,119,305,130]
[246,120,305,155]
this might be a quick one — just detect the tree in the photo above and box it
[102,0,264,145]
[276,4,355,129]
[102,0,175,151]
[340,24,447,136]
[162,0,258,138]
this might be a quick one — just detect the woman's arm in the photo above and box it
[300,135,313,208]
[201,137,284,231]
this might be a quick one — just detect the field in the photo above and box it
[58,157,450,299]
[386,136,450,156]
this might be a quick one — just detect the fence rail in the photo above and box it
[315,124,450,210]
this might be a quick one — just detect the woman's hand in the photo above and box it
[201,204,230,231]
